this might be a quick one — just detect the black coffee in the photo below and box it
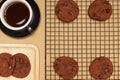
[4,2,30,27]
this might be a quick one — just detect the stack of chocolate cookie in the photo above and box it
[0,53,31,78]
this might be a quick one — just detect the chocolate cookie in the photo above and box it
[89,57,113,79]
[0,53,15,77]
[55,0,79,22]
[88,0,112,21]
[53,56,79,79]
[12,53,31,78]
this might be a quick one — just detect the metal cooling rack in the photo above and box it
[45,0,120,80]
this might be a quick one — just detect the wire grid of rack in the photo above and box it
[45,0,120,80]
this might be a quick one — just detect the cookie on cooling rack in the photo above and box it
[55,0,79,22]
[89,57,113,79]
[0,53,15,77]
[53,56,79,79]
[12,53,31,78]
[88,0,112,21]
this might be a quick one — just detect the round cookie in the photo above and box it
[55,0,79,22]
[53,56,79,79]
[0,53,15,77]
[12,53,31,78]
[89,57,113,79]
[88,0,112,21]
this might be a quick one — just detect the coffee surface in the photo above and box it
[4,2,30,27]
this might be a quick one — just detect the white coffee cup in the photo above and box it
[0,0,33,31]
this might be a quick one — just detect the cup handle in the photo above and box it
[27,27,33,33]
